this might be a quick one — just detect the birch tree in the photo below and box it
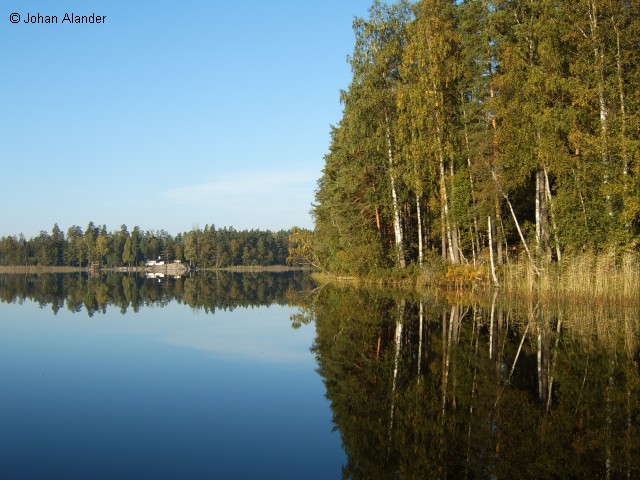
[400,0,464,264]
[349,0,413,268]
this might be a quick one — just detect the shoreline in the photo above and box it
[0,266,144,274]
[207,265,312,272]
[0,265,309,274]
[0,266,90,273]
[311,253,640,305]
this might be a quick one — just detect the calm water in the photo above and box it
[1,272,639,479]
[0,272,342,480]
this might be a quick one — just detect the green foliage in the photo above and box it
[286,227,317,267]
[0,223,294,269]
[122,237,134,267]
[314,0,639,276]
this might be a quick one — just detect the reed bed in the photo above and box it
[501,250,640,305]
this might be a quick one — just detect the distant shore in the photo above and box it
[0,266,88,273]
[0,265,310,274]
[0,266,144,274]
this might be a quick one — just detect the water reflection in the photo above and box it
[0,272,340,480]
[0,271,313,316]
[304,285,640,479]
[2,272,639,478]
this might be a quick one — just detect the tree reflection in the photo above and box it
[2,272,638,477]
[307,285,640,479]
[0,271,314,316]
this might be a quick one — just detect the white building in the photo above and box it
[145,257,165,267]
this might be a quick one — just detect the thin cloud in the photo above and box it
[162,169,317,208]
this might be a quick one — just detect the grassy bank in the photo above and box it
[312,251,640,303]
[0,266,88,273]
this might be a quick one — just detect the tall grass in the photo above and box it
[501,250,640,304]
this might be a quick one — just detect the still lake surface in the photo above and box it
[0,272,341,479]
[0,271,639,479]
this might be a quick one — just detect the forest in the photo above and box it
[2,0,637,281]
[0,223,293,269]
[313,0,639,276]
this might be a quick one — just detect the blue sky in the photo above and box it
[1,0,374,238]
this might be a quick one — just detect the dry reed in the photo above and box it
[501,250,640,305]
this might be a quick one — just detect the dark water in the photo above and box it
[1,273,639,479]
[307,286,640,480]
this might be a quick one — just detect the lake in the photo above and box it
[0,272,341,479]
[1,272,639,479]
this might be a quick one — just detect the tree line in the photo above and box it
[313,0,639,275]
[0,222,294,269]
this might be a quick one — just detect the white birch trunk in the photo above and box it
[489,291,496,359]
[535,166,551,262]
[537,327,544,400]
[442,307,454,420]
[536,169,542,250]
[450,159,465,264]
[510,324,529,382]
[388,299,405,449]
[385,119,405,268]
[488,216,499,286]
[588,0,612,214]
[612,20,628,177]
[546,315,563,412]
[416,193,423,267]
[495,200,504,265]
[494,323,530,410]
[439,153,456,263]
[543,167,562,261]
